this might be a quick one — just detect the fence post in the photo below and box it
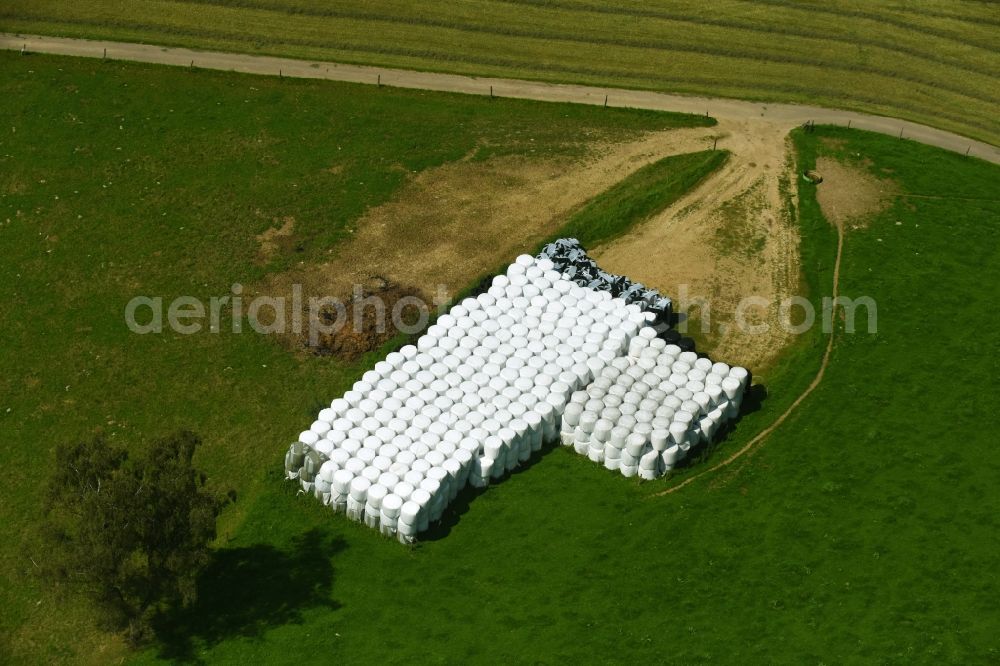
[377,74,381,87]
[103,48,107,60]
[847,119,851,129]
[490,85,493,98]
[966,145,971,157]
[899,127,904,139]
[604,95,608,108]
[21,43,26,55]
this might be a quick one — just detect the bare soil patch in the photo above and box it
[310,276,428,360]
[819,137,848,151]
[256,216,295,263]
[814,156,898,229]
[658,216,846,497]
[592,119,802,372]
[258,127,720,360]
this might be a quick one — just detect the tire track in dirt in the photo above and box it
[278,126,721,299]
[258,125,721,355]
[591,119,801,370]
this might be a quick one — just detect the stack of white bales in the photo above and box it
[286,255,648,542]
[559,325,748,479]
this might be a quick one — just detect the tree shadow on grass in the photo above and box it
[153,529,345,662]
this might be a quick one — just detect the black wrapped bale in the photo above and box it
[538,238,673,325]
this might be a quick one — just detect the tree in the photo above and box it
[42,431,232,644]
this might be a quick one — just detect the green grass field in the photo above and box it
[1,0,998,146]
[0,52,714,663]
[147,126,1000,663]
[4,51,1000,664]
[559,149,729,248]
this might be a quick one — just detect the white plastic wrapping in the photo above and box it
[286,256,748,539]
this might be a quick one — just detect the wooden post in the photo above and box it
[377,74,381,87]
[604,95,608,108]
[190,60,194,68]
[103,48,107,60]
[21,43,26,55]
[713,137,717,150]
[966,145,971,157]
[490,85,493,98]
[847,119,852,129]
[899,127,904,139]
[279,69,282,79]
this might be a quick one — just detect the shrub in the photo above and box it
[41,431,232,644]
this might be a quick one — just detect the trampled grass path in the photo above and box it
[3,32,999,165]
[655,218,844,496]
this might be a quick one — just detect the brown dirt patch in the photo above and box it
[256,216,295,263]
[310,276,427,360]
[335,126,720,296]
[814,156,897,229]
[257,126,722,360]
[592,119,801,372]
[657,199,847,497]
[819,137,847,151]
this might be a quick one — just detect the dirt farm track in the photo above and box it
[3,33,999,166]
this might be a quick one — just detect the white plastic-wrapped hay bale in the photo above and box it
[397,501,421,544]
[346,477,370,522]
[364,483,387,529]
[379,493,402,537]
[315,460,338,505]
[554,322,750,481]
[638,450,661,480]
[329,469,353,514]
[286,254,648,540]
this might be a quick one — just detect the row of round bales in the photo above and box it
[285,254,648,542]
[560,328,748,478]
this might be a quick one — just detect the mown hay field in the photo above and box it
[1,0,998,144]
